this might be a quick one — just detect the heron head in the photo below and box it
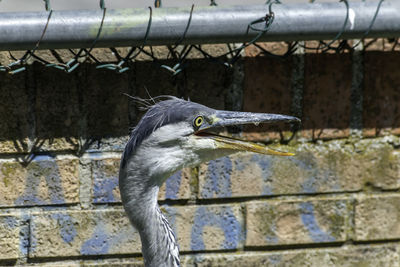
[122,96,300,184]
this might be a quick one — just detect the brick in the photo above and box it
[30,204,243,258]
[0,156,79,207]
[134,59,229,111]
[245,198,350,247]
[136,43,230,63]
[187,244,400,267]
[29,209,141,258]
[184,61,231,110]
[303,40,353,54]
[84,66,131,140]
[82,259,144,267]
[245,42,291,57]
[302,53,352,139]
[91,156,192,204]
[198,140,400,199]
[169,204,244,252]
[353,139,400,190]
[364,38,400,52]
[355,194,400,241]
[363,52,400,137]
[242,53,293,141]
[34,63,81,152]
[86,136,130,152]
[0,70,30,153]
[0,214,21,260]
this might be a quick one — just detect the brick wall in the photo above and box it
[1,40,400,266]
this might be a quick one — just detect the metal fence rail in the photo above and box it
[0,1,398,50]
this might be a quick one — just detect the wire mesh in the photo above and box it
[0,0,397,75]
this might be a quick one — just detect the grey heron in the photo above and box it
[119,96,300,267]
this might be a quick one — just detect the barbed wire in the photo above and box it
[0,0,397,76]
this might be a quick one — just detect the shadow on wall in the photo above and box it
[243,52,400,139]
[0,59,232,159]
[1,51,399,159]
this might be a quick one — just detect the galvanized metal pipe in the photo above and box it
[0,1,399,51]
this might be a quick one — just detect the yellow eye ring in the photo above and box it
[193,116,204,127]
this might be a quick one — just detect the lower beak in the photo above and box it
[206,133,294,156]
[198,110,300,156]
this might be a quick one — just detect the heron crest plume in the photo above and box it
[119,96,300,267]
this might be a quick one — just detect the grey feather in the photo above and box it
[121,97,214,168]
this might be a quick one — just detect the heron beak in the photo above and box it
[196,110,300,156]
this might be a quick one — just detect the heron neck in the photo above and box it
[119,166,180,267]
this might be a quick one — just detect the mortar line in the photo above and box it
[350,39,364,138]
[76,65,92,210]
[290,41,305,120]
[25,65,37,154]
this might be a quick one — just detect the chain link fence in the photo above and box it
[0,0,396,75]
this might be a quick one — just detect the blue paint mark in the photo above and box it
[92,160,119,204]
[81,223,110,255]
[51,213,77,243]
[190,206,241,251]
[4,216,18,228]
[299,202,335,242]
[15,156,66,206]
[251,154,274,195]
[234,158,246,171]
[21,213,31,256]
[269,254,282,265]
[266,231,279,244]
[165,170,182,199]
[93,175,118,203]
[292,153,341,194]
[201,157,232,198]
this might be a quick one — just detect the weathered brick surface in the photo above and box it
[364,38,400,52]
[242,52,293,141]
[134,59,229,111]
[34,63,81,152]
[30,204,243,258]
[245,198,350,247]
[187,244,400,267]
[0,71,30,153]
[170,204,244,252]
[245,42,292,57]
[91,156,192,203]
[84,67,131,140]
[355,194,400,241]
[363,52,400,136]
[302,53,352,139]
[198,139,400,199]
[30,209,141,258]
[0,214,21,260]
[0,156,79,207]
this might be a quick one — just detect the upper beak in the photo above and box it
[213,110,300,128]
[197,110,301,156]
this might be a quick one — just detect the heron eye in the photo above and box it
[193,116,204,128]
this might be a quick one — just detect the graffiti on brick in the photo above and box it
[299,202,336,242]
[165,170,182,199]
[191,206,242,251]
[81,222,111,255]
[200,157,233,198]
[15,155,66,205]
[250,154,274,195]
[0,155,79,207]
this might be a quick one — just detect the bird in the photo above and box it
[119,96,300,267]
